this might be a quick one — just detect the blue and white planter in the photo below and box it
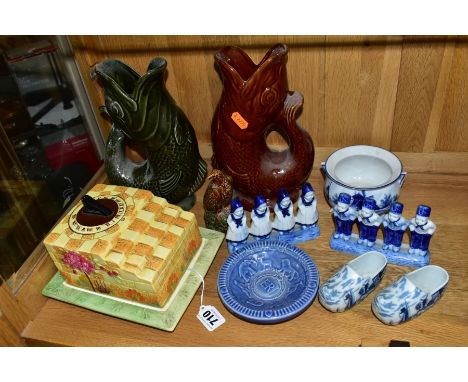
[372,265,449,325]
[322,145,406,214]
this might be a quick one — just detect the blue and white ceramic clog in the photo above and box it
[372,265,449,325]
[319,251,387,312]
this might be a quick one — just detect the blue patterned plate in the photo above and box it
[217,240,319,324]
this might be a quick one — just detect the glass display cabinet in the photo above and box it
[0,36,103,299]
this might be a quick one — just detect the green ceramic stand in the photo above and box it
[42,227,224,332]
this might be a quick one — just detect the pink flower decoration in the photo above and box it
[63,251,95,274]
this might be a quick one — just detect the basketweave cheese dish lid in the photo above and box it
[44,184,197,286]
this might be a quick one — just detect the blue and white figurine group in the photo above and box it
[226,183,320,254]
[330,192,436,268]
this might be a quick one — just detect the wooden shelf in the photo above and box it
[21,171,468,346]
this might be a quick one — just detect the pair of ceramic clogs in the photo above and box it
[318,251,449,325]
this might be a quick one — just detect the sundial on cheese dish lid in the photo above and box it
[69,194,127,235]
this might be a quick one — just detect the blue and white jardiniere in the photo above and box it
[322,145,406,214]
[319,251,387,312]
[372,265,449,325]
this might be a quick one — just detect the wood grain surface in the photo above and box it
[69,35,468,158]
[0,311,25,346]
[21,170,468,346]
[436,42,468,152]
[391,38,446,152]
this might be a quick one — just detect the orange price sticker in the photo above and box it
[231,112,248,129]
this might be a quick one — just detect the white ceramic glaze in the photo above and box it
[372,265,449,325]
[318,251,387,312]
[322,145,406,213]
[295,191,318,226]
[226,208,249,242]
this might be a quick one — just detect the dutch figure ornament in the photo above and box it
[250,195,272,238]
[382,202,409,252]
[226,199,249,243]
[332,193,358,241]
[295,182,318,227]
[408,205,436,256]
[272,188,295,233]
[357,198,382,247]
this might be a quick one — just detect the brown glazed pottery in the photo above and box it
[211,44,314,210]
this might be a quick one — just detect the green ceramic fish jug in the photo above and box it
[92,57,207,210]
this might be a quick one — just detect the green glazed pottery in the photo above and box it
[92,57,207,210]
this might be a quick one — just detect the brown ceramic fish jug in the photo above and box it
[211,43,314,210]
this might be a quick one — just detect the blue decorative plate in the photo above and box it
[218,240,319,324]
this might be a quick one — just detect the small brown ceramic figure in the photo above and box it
[211,44,314,210]
[203,169,233,233]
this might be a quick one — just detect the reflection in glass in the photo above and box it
[0,36,103,281]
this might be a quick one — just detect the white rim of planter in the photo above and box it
[322,145,404,191]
